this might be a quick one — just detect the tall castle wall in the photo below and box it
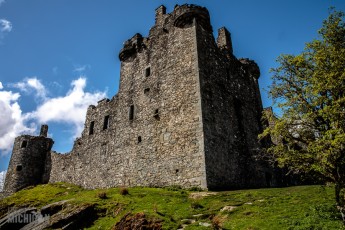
[4,4,272,193]
[196,24,267,188]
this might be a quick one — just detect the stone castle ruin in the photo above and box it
[4,4,275,194]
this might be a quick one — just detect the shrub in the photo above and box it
[191,201,203,209]
[97,191,107,199]
[120,187,129,195]
[211,215,227,230]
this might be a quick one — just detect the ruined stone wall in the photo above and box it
[49,5,207,189]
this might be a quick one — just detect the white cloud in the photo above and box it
[0,19,12,32]
[0,170,6,191]
[73,64,90,73]
[0,18,11,43]
[0,82,3,89]
[0,0,5,7]
[29,77,106,138]
[0,88,35,154]
[11,77,47,99]
[0,77,106,155]
[27,78,47,98]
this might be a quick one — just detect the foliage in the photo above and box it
[119,187,129,196]
[97,191,108,199]
[0,183,344,229]
[260,8,345,216]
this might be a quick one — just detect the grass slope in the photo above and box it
[0,183,343,229]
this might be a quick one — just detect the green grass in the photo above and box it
[0,183,343,229]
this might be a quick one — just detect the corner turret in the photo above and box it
[173,4,212,32]
[3,125,54,194]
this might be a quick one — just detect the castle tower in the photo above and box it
[4,125,54,193]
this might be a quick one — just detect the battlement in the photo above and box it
[119,4,213,62]
[119,33,145,62]
[173,4,212,32]
[217,27,234,59]
[239,58,261,79]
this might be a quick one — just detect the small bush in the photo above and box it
[120,187,129,195]
[97,191,107,199]
[212,215,225,230]
[191,201,203,209]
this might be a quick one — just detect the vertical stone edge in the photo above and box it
[192,18,208,190]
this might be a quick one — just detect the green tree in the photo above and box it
[260,9,345,221]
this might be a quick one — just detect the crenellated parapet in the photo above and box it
[119,4,213,62]
[119,33,146,62]
[217,27,235,60]
[239,58,261,79]
[173,4,212,32]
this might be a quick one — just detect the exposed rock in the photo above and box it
[40,199,71,216]
[20,214,50,230]
[48,203,96,229]
[113,212,162,230]
[199,222,211,227]
[189,192,218,199]
[192,213,209,218]
[0,207,37,230]
[0,203,96,230]
[20,199,73,230]
[220,206,237,212]
[181,219,196,224]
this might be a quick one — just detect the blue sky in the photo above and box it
[0,0,344,172]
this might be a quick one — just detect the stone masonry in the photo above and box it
[4,4,274,194]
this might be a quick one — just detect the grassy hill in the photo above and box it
[0,183,344,229]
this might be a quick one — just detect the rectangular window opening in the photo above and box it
[21,140,28,148]
[129,105,134,120]
[16,165,23,171]
[89,121,95,135]
[234,98,243,132]
[103,115,110,130]
[154,109,160,120]
[144,88,150,95]
[145,67,151,77]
